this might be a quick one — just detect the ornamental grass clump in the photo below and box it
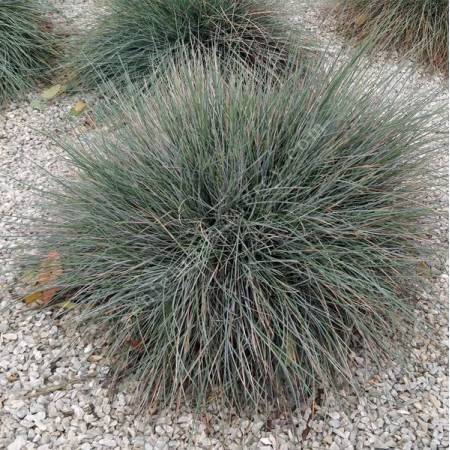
[27,54,443,413]
[0,0,59,105]
[335,0,449,73]
[68,0,309,89]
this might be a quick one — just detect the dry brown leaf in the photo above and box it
[312,400,319,415]
[127,338,143,349]
[41,288,58,305]
[84,113,96,129]
[22,251,63,307]
[38,251,62,285]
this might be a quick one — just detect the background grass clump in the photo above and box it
[0,0,59,106]
[334,0,449,73]
[68,0,309,89]
[28,54,443,413]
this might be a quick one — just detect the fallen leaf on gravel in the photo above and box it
[22,287,58,307]
[88,354,103,362]
[354,13,367,27]
[417,260,432,279]
[42,287,58,304]
[38,250,62,285]
[127,338,143,349]
[22,251,62,306]
[23,291,42,305]
[41,84,66,101]
[70,100,87,116]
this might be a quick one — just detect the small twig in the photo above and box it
[25,373,101,399]
[301,389,324,440]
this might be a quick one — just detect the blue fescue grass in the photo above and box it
[67,0,312,90]
[0,0,60,106]
[22,51,445,413]
[334,0,449,74]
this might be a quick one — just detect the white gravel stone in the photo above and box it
[7,436,27,450]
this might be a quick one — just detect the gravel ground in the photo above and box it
[0,1,448,449]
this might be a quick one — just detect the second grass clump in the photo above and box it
[68,0,308,89]
[335,0,449,73]
[0,0,59,106]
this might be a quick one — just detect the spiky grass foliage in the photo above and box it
[335,0,449,73]
[27,53,443,413]
[0,0,59,105]
[67,0,309,89]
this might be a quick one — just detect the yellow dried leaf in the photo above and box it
[354,14,367,27]
[23,291,43,305]
[417,261,432,279]
[285,336,298,365]
[41,84,65,101]
[70,100,87,116]
[58,300,76,310]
